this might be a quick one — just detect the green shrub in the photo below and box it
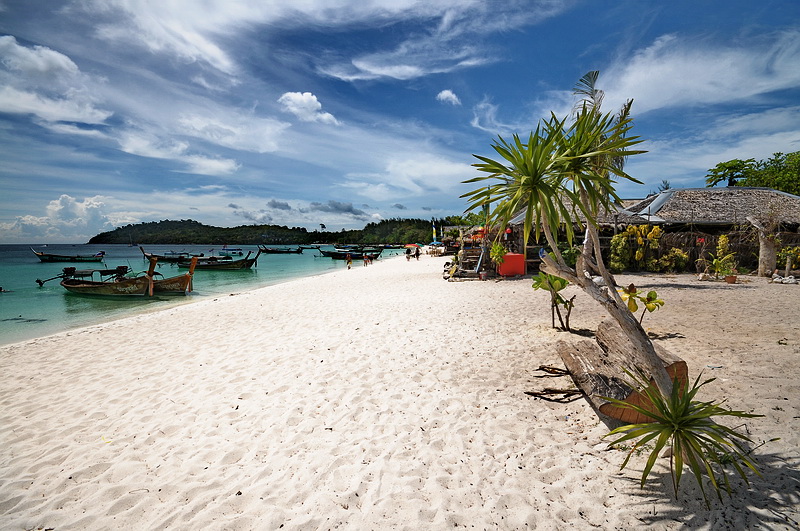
[659,247,690,273]
[610,233,630,273]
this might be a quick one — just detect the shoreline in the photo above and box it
[1,255,798,529]
[0,250,379,349]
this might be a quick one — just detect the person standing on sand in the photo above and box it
[346,253,352,269]
[405,248,411,261]
[414,248,420,260]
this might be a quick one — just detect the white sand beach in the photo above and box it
[1,254,798,530]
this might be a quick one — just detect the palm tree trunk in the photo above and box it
[539,217,674,396]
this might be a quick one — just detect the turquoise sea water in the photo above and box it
[0,244,403,346]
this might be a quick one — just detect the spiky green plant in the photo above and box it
[604,370,763,507]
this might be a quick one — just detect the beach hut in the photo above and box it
[507,187,800,274]
[615,187,800,230]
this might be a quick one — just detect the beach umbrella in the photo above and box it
[405,243,420,248]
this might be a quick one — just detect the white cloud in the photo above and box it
[0,36,112,124]
[470,100,526,135]
[117,131,240,176]
[181,155,241,175]
[0,194,116,243]
[603,31,800,114]
[178,112,289,153]
[0,86,112,124]
[436,89,461,105]
[278,92,339,125]
[342,154,470,201]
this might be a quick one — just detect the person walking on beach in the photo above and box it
[346,253,352,269]
[405,248,411,261]
[414,247,420,260]
[363,254,369,267]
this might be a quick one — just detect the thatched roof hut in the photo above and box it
[617,187,800,229]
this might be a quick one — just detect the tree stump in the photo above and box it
[556,319,688,424]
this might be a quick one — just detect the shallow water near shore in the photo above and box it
[0,244,402,346]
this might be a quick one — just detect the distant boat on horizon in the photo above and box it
[31,248,105,263]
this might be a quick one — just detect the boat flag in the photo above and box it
[432,219,437,242]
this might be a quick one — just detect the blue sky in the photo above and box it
[1,0,799,243]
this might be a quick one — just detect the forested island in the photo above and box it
[88,217,472,245]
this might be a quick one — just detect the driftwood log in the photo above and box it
[556,319,688,424]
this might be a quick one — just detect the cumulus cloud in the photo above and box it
[0,194,116,242]
[278,92,339,125]
[436,89,461,105]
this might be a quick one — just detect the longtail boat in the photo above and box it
[59,259,158,297]
[178,250,260,270]
[319,248,382,260]
[31,248,105,263]
[39,258,197,296]
[152,257,197,294]
[257,245,303,254]
[139,246,204,263]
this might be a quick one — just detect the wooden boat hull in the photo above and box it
[178,250,260,270]
[258,246,302,254]
[60,276,151,296]
[319,249,382,260]
[139,246,202,263]
[32,248,105,263]
[152,273,192,294]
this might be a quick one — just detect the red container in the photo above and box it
[497,253,525,276]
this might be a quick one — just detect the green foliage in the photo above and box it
[604,370,763,508]
[88,218,449,246]
[619,284,664,324]
[532,272,575,331]
[697,235,738,278]
[610,225,661,272]
[558,243,581,268]
[610,233,630,273]
[704,158,757,187]
[705,151,800,195]
[490,242,507,265]
[658,247,690,273]
[462,107,645,251]
[777,245,800,270]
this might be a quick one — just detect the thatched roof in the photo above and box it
[509,187,800,229]
[622,187,800,226]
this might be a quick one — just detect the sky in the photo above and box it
[1,0,799,243]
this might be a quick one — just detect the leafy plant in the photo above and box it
[777,245,800,271]
[490,241,507,265]
[604,370,763,507]
[532,272,575,331]
[658,247,690,273]
[619,284,665,324]
[697,235,737,279]
[610,233,631,273]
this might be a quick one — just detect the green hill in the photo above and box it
[88,218,451,245]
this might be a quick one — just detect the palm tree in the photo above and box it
[462,72,673,395]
